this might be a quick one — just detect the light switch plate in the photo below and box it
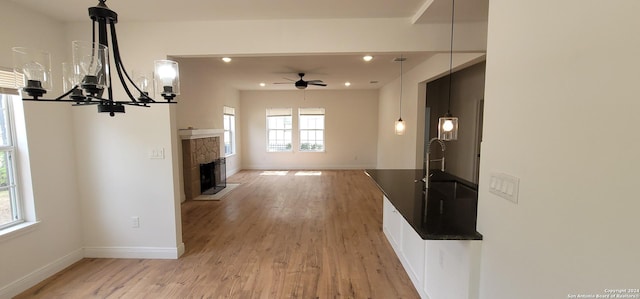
[489,172,519,204]
[149,147,165,159]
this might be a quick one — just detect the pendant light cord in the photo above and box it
[399,55,403,119]
[447,0,455,115]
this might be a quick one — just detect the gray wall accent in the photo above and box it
[426,61,485,183]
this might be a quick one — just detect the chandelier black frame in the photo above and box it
[13,0,179,117]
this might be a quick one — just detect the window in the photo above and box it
[266,108,292,152]
[0,94,20,230]
[223,106,236,156]
[299,108,325,152]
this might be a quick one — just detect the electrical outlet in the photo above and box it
[131,216,140,228]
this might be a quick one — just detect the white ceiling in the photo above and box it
[9,0,477,23]
[180,53,436,91]
[9,0,488,91]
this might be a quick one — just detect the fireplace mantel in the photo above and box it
[178,128,224,140]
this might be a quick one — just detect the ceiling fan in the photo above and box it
[274,73,327,89]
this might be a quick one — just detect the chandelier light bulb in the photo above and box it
[154,60,180,101]
[138,77,149,92]
[157,64,177,84]
[72,41,109,95]
[23,61,46,82]
[80,57,102,77]
[62,62,81,91]
[133,72,150,93]
[12,46,52,97]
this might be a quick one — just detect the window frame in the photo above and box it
[223,106,236,157]
[0,93,22,230]
[266,108,293,152]
[298,107,325,153]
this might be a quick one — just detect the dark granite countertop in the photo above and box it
[365,169,482,240]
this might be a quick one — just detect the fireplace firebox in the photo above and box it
[200,158,226,195]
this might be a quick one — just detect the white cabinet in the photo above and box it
[402,220,425,288]
[382,196,403,254]
[383,196,427,299]
[382,195,481,299]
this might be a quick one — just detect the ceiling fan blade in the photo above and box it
[309,82,327,86]
[306,80,324,83]
[273,82,294,84]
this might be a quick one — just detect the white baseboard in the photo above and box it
[226,167,240,177]
[0,248,83,299]
[84,245,184,259]
[241,164,376,170]
[177,242,185,258]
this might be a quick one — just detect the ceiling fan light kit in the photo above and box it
[11,0,180,117]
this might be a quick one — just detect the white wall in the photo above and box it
[0,2,83,297]
[478,1,640,298]
[64,17,184,259]
[72,106,183,258]
[241,89,378,170]
[174,58,242,177]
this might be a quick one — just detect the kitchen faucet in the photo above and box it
[423,137,446,189]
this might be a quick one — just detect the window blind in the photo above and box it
[266,108,292,117]
[224,106,235,115]
[299,107,325,115]
[0,67,19,95]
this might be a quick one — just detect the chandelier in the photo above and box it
[11,0,180,117]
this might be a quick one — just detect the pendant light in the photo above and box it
[394,55,407,135]
[438,0,459,141]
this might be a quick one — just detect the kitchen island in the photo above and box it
[365,169,482,240]
[365,169,482,299]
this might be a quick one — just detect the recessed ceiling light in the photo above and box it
[344,82,351,87]
[222,57,232,63]
[259,82,266,87]
[363,55,373,62]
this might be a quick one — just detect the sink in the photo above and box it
[430,180,476,200]
[425,179,478,235]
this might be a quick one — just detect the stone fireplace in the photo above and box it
[179,129,225,200]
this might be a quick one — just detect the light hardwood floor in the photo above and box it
[16,170,419,298]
